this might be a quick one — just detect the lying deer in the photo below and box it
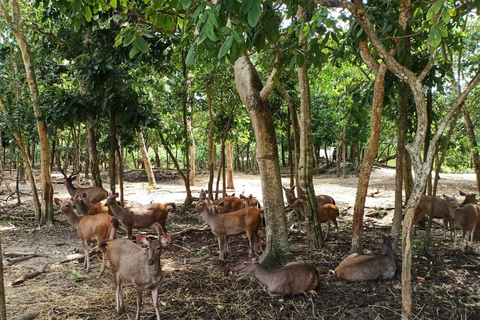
[442,194,480,249]
[194,198,262,260]
[54,197,119,276]
[334,235,396,281]
[61,167,108,206]
[233,248,319,296]
[291,199,339,240]
[99,223,170,320]
[105,193,176,239]
[73,193,110,216]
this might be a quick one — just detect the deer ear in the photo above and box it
[137,235,149,246]
[240,194,245,199]
[115,192,119,198]
[218,201,225,208]
[54,198,62,205]
[153,222,163,236]
[251,253,260,262]
[160,235,171,247]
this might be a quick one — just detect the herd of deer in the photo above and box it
[52,169,480,319]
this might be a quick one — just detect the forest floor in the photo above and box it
[1,165,480,320]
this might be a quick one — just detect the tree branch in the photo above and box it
[260,47,282,102]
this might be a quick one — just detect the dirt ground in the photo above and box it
[1,166,480,320]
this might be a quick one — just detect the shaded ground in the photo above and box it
[1,166,480,319]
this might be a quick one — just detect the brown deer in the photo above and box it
[283,185,335,210]
[233,248,319,296]
[199,189,243,213]
[54,197,119,276]
[72,193,110,216]
[334,236,396,281]
[442,194,480,249]
[99,223,170,320]
[194,199,262,260]
[104,193,176,239]
[291,199,339,240]
[413,191,477,236]
[61,167,108,206]
[240,194,262,209]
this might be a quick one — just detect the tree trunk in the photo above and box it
[182,51,192,200]
[463,106,480,194]
[137,131,156,188]
[297,4,322,248]
[87,123,102,188]
[0,233,7,320]
[226,142,234,189]
[2,0,53,224]
[234,55,291,268]
[206,84,215,197]
[109,107,117,193]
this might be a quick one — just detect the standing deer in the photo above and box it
[442,194,480,249]
[72,193,110,216]
[290,199,339,240]
[99,223,170,320]
[283,185,335,216]
[194,198,262,260]
[104,193,176,239]
[54,197,119,276]
[61,167,108,206]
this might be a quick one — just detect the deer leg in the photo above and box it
[152,287,161,320]
[127,226,133,240]
[454,230,458,249]
[135,287,143,320]
[218,237,225,260]
[115,273,124,315]
[98,251,106,278]
[82,240,90,272]
[323,220,330,241]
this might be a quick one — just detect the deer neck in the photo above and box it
[250,264,274,286]
[63,207,81,229]
[74,200,89,215]
[109,200,128,219]
[64,179,77,197]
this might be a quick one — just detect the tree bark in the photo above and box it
[226,142,234,189]
[463,106,480,194]
[0,232,6,320]
[206,84,215,197]
[137,131,156,188]
[297,4,322,248]
[109,107,117,193]
[87,124,102,188]
[2,0,53,224]
[234,55,291,268]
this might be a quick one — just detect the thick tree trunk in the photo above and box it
[137,131,156,188]
[0,234,6,320]
[3,0,53,224]
[297,4,322,248]
[234,55,291,268]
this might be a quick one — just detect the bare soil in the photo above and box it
[1,166,480,320]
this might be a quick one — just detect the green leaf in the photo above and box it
[186,46,196,66]
[218,36,233,59]
[205,22,217,41]
[426,0,444,20]
[134,36,149,53]
[181,0,191,9]
[109,0,118,8]
[428,27,442,47]
[84,6,92,22]
[129,46,138,58]
[442,10,450,24]
[240,0,253,14]
[247,1,261,27]
[193,2,206,19]
[231,29,243,42]
[356,28,363,38]
[436,24,448,37]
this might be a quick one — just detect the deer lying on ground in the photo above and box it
[290,199,339,240]
[99,223,170,320]
[334,236,396,281]
[194,198,262,260]
[54,197,119,276]
[61,167,108,206]
[442,194,480,249]
[104,193,176,239]
[233,248,319,296]
[73,193,110,216]
[413,191,477,236]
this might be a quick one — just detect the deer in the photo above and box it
[54,197,119,276]
[290,199,339,240]
[194,198,262,261]
[283,185,335,211]
[104,193,176,239]
[233,248,319,297]
[72,193,110,216]
[334,235,396,281]
[199,189,243,213]
[442,194,480,249]
[99,223,170,320]
[60,167,108,206]
[240,194,262,209]
[413,191,477,237]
